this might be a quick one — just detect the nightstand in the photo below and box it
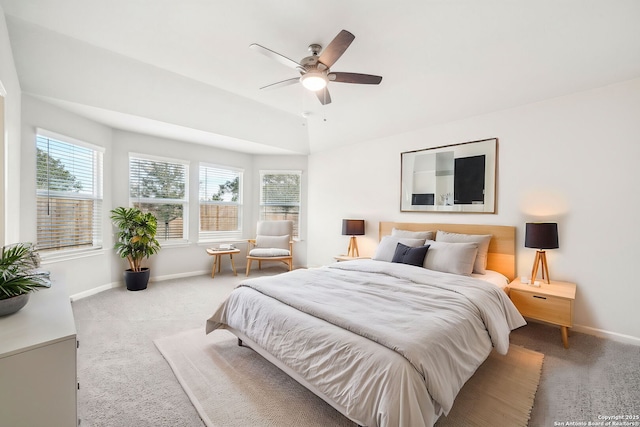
[508,278,576,348]
[333,255,370,262]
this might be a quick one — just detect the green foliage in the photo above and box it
[132,161,185,224]
[211,177,239,202]
[0,243,51,300]
[110,207,161,272]
[36,148,83,192]
[261,173,300,204]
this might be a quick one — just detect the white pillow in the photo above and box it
[391,228,434,241]
[436,231,492,274]
[255,234,290,250]
[423,240,479,276]
[373,236,425,262]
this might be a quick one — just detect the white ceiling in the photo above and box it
[2,0,640,154]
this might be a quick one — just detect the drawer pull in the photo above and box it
[533,295,547,300]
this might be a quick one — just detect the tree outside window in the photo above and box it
[199,164,243,239]
[129,156,188,241]
[36,132,103,253]
[260,171,301,238]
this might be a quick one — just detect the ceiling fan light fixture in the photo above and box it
[300,72,328,91]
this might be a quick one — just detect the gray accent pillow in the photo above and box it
[423,240,479,276]
[391,243,430,267]
[372,236,425,262]
[435,231,492,274]
[391,228,435,241]
[255,234,290,250]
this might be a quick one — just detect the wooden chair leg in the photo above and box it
[246,259,252,276]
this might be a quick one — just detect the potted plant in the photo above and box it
[110,207,161,291]
[0,243,51,316]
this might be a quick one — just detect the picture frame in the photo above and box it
[400,138,497,213]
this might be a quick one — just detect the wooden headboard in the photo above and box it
[379,222,516,281]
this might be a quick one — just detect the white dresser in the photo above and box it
[0,282,77,426]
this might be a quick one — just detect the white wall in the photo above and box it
[109,130,257,282]
[252,154,309,268]
[17,95,309,295]
[109,135,309,281]
[20,95,114,296]
[0,6,22,245]
[308,78,640,343]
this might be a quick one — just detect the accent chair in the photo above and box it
[246,220,294,276]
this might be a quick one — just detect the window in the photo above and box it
[259,171,301,238]
[199,164,243,240]
[36,130,104,253]
[129,154,188,242]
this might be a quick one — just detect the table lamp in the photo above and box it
[342,219,365,257]
[525,222,559,284]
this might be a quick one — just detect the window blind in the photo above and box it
[259,171,301,238]
[129,155,188,241]
[199,164,242,239]
[36,133,103,252]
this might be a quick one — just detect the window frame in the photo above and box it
[259,170,302,239]
[35,128,104,257]
[198,162,244,241]
[128,152,189,244]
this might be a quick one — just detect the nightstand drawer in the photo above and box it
[510,289,572,326]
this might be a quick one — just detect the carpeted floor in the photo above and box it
[154,328,542,427]
[72,271,640,427]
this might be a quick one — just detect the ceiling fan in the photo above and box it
[250,29,382,105]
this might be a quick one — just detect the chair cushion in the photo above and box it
[255,234,290,250]
[249,248,291,257]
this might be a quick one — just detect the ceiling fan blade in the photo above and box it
[259,77,300,90]
[250,43,305,72]
[318,30,355,69]
[328,72,383,85]
[315,87,332,105]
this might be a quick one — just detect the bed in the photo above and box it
[206,222,526,427]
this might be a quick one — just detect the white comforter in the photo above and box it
[206,259,526,427]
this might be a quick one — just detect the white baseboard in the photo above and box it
[572,323,640,347]
[70,282,121,301]
[149,270,209,282]
[69,270,210,301]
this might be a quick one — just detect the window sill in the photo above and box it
[197,239,247,247]
[158,240,191,249]
[40,248,107,264]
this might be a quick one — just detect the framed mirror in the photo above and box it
[400,138,497,213]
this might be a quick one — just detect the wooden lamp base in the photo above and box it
[531,250,551,284]
[347,236,360,257]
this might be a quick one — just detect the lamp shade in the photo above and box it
[525,223,559,249]
[300,72,328,91]
[342,219,365,236]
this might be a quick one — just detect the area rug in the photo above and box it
[154,328,543,427]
